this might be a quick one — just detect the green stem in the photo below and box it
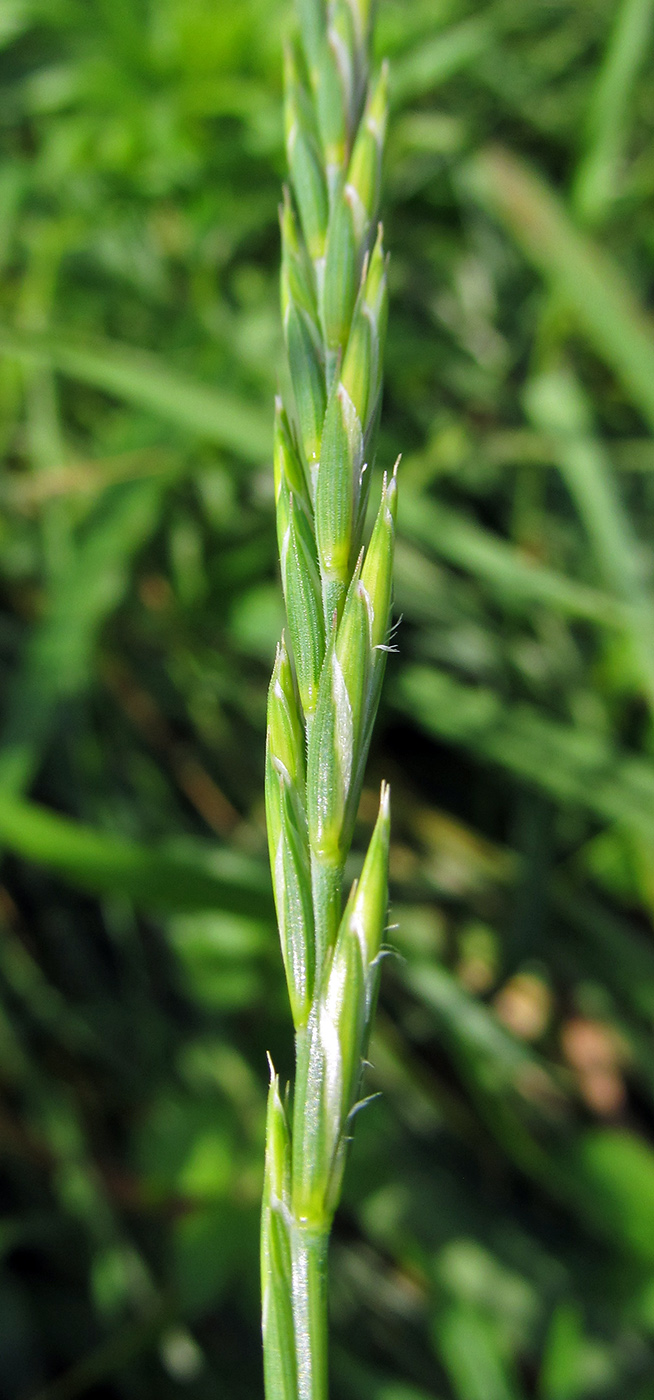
[289,1019,335,1370]
[310,854,342,972]
[290,1221,329,1400]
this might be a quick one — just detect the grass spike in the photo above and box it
[262,1,395,1395]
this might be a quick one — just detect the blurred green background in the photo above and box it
[3,0,654,1397]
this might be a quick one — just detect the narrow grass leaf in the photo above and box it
[0,479,165,795]
[572,0,654,225]
[0,790,274,917]
[399,489,623,627]
[525,366,654,712]
[396,665,654,845]
[464,146,654,436]
[0,325,271,460]
[390,17,492,106]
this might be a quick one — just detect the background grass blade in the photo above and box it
[396,665,654,844]
[400,488,622,627]
[572,0,654,224]
[0,326,272,460]
[390,17,492,106]
[463,146,654,434]
[0,789,274,916]
[0,479,167,794]
[525,367,654,712]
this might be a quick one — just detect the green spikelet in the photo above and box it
[263,1,396,1395]
[261,1070,297,1400]
[315,381,364,621]
[291,783,391,1224]
[274,405,325,720]
[341,224,388,445]
[265,638,314,1029]
[284,47,329,265]
[347,64,388,233]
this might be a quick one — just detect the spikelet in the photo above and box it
[291,785,390,1223]
[261,1070,296,1400]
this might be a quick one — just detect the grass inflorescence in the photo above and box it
[262,3,397,1397]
